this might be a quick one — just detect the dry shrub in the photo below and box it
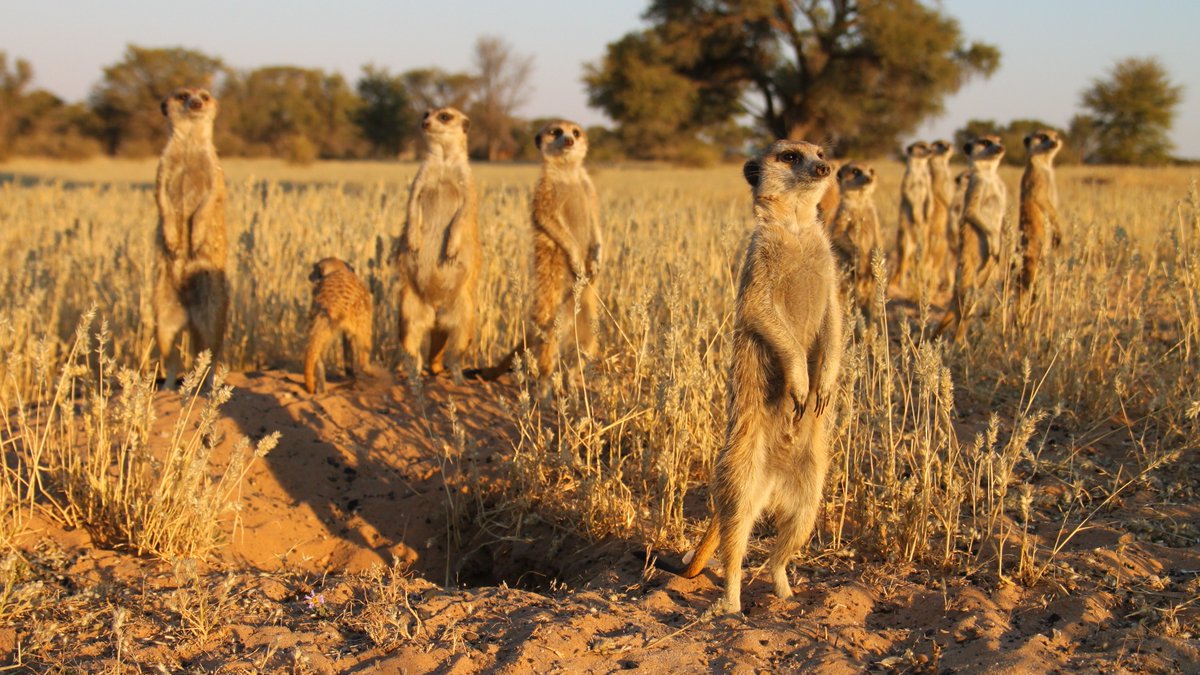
[0,309,277,563]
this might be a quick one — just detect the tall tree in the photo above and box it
[586,0,999,158]
[354,64,418,157]
[90,45,228,156]
[470,36,534,161]
[1075,57,1182,165]
[401,68,477,114]
[222,66,363,160]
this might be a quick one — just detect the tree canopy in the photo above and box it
[1072,57,1183,165]
[586,0,1000,159]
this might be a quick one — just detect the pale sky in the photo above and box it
[3,1,1198,157]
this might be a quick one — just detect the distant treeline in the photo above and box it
[0,41,597,164]
[0,3,1187,166]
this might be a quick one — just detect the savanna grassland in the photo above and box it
[0,156,1197,672]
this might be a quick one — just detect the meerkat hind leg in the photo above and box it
[398,285,434,375]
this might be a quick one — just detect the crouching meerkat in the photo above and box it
[936,135,1008,341]
[1017,129,1063,309]
[890,141,933,292]
[521,119,603,380]
[305,258,373,394]
[828,161,882,312]
[926,139,956,290]
[397,107,480,382]
[656,140,842,615]
[154,86,229,387]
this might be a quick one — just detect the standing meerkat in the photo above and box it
[522,119,603,379]
[305,258,373,395]
[1017,129,1063,308]
[656,140,842,615]
[397,107,480,382]
[948,168,970,247]
[154,86,228,387]
[926,139,956,290]
[816,163,841,226]
[936,135,1008,341]
[828,161,882,311]
[890,141,933,292]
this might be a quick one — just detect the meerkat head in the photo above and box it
[420,107,470,155]
[535,120,588,165]
[963,134,1005,168]
[743,140,832,208]
[905,141,931,160]
[930,139,954,160]
[836,161,876,195]
[1024,129,1062,162]
[743,140,832,194]
[310,257,353,283]
[160,87,218,130]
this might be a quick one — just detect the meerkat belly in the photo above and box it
[558,187,594,245]
[415,179,467,300]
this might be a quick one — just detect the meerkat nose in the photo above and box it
[563,137,574,147]
[815,162,830,177]
[187,97,203,111]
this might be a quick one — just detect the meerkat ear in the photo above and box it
[1023,134,1033,150]
[309,263,323,283]
[346,261,356,275]
[534,132,543,150]
[743,159,762,188]
[460,116,470,134]
[161,98,169,116]
[962,141,973,156]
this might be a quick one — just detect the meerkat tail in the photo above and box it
[654,517,720,579]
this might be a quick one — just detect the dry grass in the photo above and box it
[0,157,1197,629]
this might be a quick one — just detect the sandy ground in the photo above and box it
[3,368,1198,673]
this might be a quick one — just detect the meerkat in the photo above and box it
[816,163,841,226]
[517,119,603,380]
[153,86,228,388]
[305,258,373,394]
[396,107,480,382]
[948,168,970,249]
[925,139,956,290]
[655,140,842,615]
[828,161,882,311]
[889,141,933,292]
[1017,129,1063,308]
[935,135,1008,341]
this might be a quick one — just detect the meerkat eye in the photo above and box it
[438,112,452,122]
[552,128,563,138]
[816,150,825,160]
[200,93,210,101]
[177,93,188,101]
[779,151,798,163]
[572,129,580,138]
[851,168,861,176]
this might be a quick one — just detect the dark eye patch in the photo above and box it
[438,112,452,122]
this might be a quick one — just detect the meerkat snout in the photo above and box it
[815,162,830,177]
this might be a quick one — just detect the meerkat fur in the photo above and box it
[828,161,882,312]
[926,139,956,290]
[523,119,603,380]
[154,86,229,388]
[656,140,842,615]
[890,141,934,291]
[936,134,1008,341]
[397,107,480,382]
[305,258,373,394]
[1017,129,1063,309]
